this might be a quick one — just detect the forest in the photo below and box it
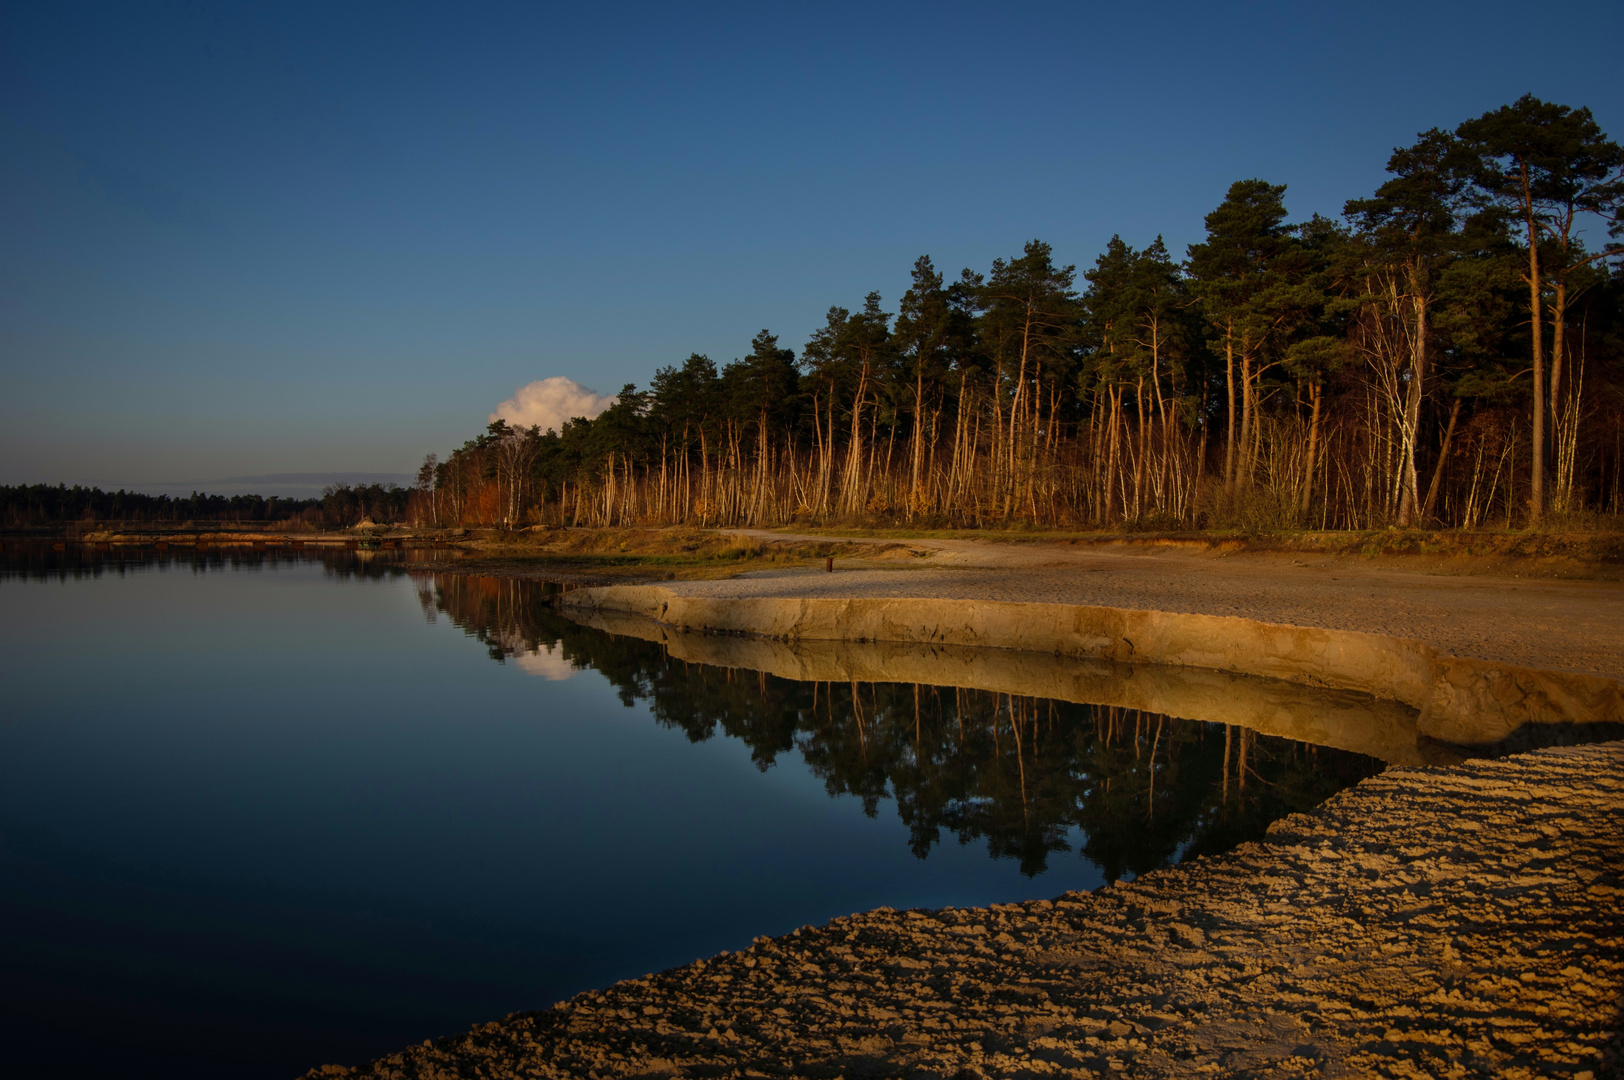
[0,482,410,529]
[414,96,1624,533]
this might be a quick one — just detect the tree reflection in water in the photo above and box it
[420,573,1385,883]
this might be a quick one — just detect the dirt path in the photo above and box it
[306,741,1624,1080]
[705,530,1624,679]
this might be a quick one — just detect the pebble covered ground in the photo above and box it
[306,742,1623,1080]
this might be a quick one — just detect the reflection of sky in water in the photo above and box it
[0,552,1380,1080]
[514,644,578,681]
[0,555,1106,1080]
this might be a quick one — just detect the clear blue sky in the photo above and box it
[3,0,1620,489]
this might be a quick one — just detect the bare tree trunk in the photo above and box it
[1223,321,1237,494]
[1550,278,1574,512]
[1420,397,1461,522]
[1519,164,1546,523]
[1239,343,1256,488]
[1008,312,1033,492]
[910,361,926,518]
[840,365,869,515]
[1298,381,1322,520]
[1103,386,1121,523]
[1551,277,1565,454]
[1397,279,1429,525]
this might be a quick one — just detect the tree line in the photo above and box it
[0,482,410,529]
[416,95,1624,532]
[0,544,414,582]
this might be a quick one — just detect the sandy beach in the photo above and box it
[694,531,1624,679]
[300,535,1624,1078]
[308,741,1624,1079]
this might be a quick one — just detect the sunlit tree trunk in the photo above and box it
[1223,322,1237,494]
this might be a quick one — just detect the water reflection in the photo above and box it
[1,547,1396,882]
[0,541,454,582]
[0,546,1541,1079]
[417,573,1386,881]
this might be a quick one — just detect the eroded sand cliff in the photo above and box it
[557,584,1624,747]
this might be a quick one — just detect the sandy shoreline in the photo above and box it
[704,531,1624,680]
[306,742,1623,1079]
[304,538,1624,1079]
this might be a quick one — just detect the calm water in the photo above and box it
[0,549,1383,1078]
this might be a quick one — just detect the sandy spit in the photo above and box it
[693,532,1624,681]
[304,741,1623,1080]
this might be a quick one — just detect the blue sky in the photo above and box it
[3,0,1620,489]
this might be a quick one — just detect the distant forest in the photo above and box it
[0,483,409,529]
[415,95,1624,532]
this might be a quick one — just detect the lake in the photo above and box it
[0,548,1385,1078]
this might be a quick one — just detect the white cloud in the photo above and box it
[515,644,578,681]
[489,377,617,435]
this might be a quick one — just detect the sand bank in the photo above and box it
[556,583,1622,748]
[304,542,1624,1078]
[307,741,1623,1079]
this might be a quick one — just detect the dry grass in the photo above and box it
[759,524,1624,573]
[440,527,913,581]
[418,523,1624,582]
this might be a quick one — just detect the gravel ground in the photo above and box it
[306,741,1623,1080]
[684,533,1624,679]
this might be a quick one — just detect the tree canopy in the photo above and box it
[412,99,1622,533]
[27,97,1621,535]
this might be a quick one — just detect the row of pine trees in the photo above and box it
[417,96,1624,533]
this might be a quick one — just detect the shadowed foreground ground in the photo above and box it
[306,742,1623,1080]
